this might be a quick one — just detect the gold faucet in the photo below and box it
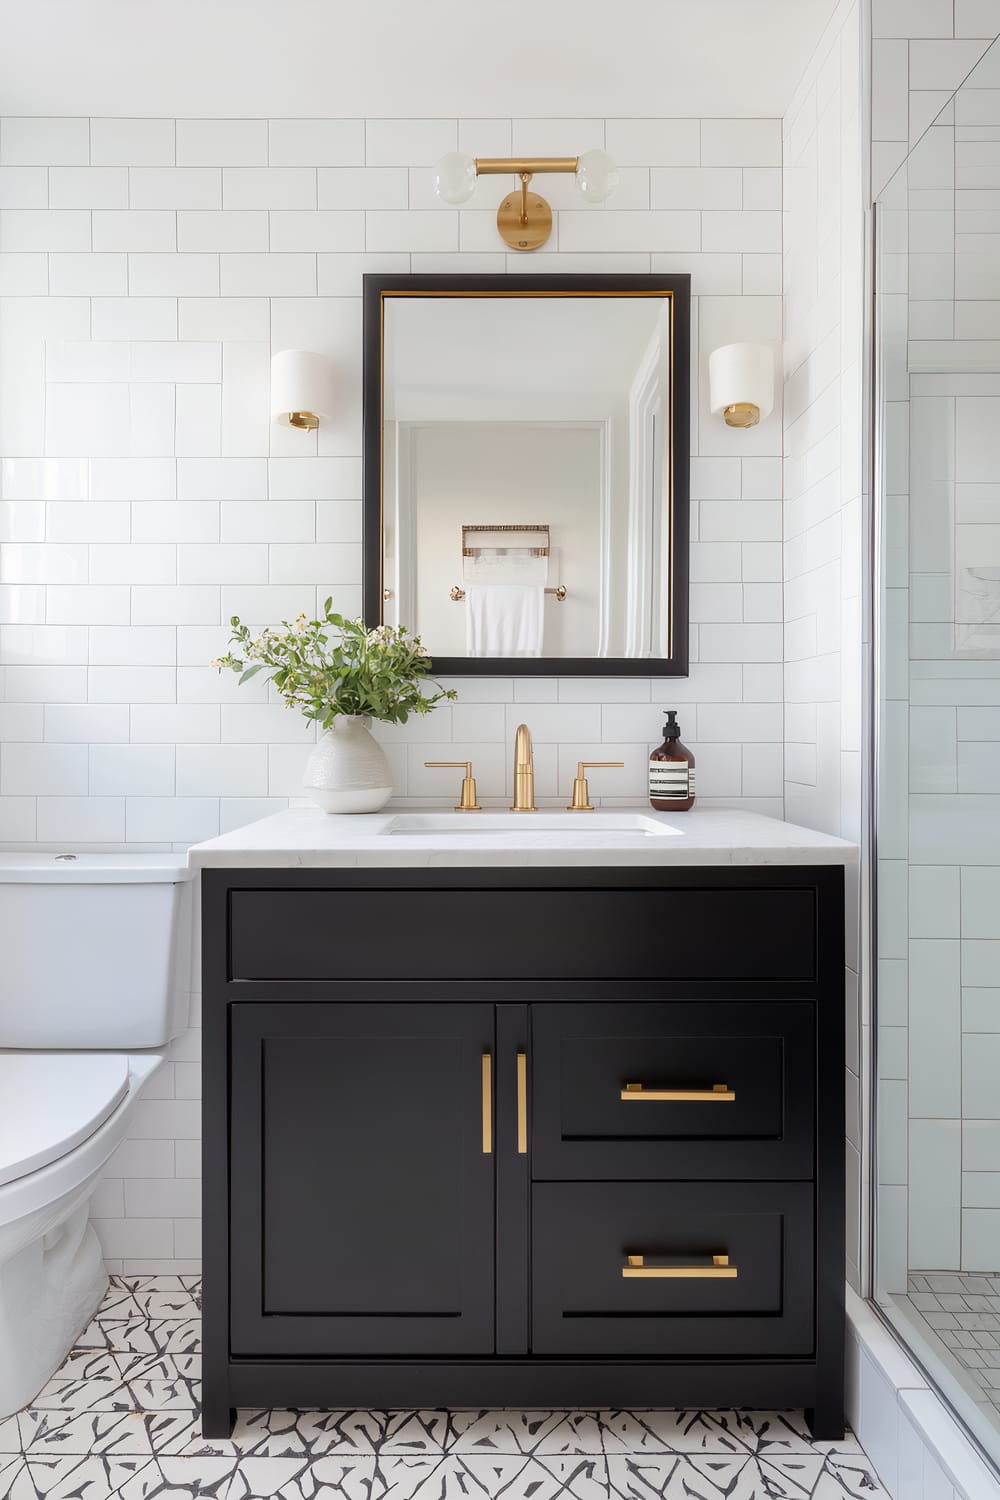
[511,723,536,812]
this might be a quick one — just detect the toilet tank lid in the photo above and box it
[0,853,193,884]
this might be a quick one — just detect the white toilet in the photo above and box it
[0,852,193,1418]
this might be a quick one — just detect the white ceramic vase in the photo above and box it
[303,716,392,814]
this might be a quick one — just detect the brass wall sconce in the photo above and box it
[432,151,618,250]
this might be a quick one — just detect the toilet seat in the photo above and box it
[0,1052,130,1188]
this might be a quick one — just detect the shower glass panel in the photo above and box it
[876,33,1000,1467]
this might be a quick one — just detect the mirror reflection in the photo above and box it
[379,292,677,661]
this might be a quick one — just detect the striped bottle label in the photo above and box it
[649,761,694,801]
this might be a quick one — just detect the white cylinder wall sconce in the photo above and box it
[270,349,335,430]
[708,342,775,429]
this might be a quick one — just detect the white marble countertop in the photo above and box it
[187,806,857,870]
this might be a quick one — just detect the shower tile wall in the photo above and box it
[0,112,785,1272]
[871,0,1000,195]
[878,49,1000,1288]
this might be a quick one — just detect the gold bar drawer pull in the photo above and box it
[622,1253,737,1279]
[621,1082,735,1102]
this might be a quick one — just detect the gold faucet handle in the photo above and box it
[567,760,625,812]
[424,760,482,812]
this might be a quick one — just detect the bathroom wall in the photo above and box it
[0,112,785,1270]
[872,0,1000,195]
[782,0,866,1288]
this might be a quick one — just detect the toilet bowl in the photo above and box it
[0,853,192,1418]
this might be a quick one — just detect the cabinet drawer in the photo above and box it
[531,1181,813,1357]
[531,1001,815,1180]
[227,884,817,983]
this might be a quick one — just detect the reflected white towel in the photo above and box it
[466,584,544,657]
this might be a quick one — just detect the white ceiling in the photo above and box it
[0,0,840,120]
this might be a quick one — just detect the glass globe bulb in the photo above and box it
[575,149,619,204]
[433,152,477,205]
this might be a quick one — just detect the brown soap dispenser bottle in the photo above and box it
[649,710,696,811]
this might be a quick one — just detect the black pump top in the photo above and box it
[662,710,681,739]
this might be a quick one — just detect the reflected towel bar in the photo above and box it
[451,584,567,601]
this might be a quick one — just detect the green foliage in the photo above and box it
[212,603,456,728]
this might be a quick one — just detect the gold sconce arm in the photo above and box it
[518,171,531,227]
[474,157,580,176]
[477,158,579,250]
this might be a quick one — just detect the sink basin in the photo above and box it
[381,812,682,838]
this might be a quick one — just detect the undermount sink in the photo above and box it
[380,812,682,837]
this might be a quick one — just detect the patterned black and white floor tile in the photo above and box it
[0,1276,886,1500]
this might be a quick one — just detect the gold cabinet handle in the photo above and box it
[623,1253,737,1279]
[424,760,481,812]
[620,1082,735,1102]
[481,1053,492,1154]
[516,1051,527,1154]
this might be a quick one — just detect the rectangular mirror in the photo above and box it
[363,274,690,676]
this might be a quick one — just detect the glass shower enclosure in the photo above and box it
[875,34,1000,1467]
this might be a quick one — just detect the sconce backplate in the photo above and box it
[497,191,553,251]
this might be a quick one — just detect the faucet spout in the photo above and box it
[511,723,536,812]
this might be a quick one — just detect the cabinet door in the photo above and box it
[229,1002,495,1357]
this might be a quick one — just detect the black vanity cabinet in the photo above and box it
[202,866,845,1440]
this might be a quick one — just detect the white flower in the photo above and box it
[210,658,221,670]
[415,644,429,657]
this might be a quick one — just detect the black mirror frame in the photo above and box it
[362,272,690,677]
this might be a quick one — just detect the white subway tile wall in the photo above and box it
[870,0,999,194]
[783,0,866,1290]
[877,46,1000,1291]
[0,111,786,1271]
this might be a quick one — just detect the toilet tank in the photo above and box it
[0,853,194,1049]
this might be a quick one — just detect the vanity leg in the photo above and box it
[200,1395,237,1440]
[804,1404,845,1442]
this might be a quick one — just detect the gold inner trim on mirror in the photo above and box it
[377,289,675,659]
